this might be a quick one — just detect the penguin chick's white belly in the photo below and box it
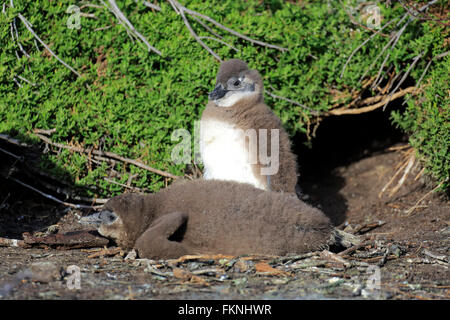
[200,118,266,190]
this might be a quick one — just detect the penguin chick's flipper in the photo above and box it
[134,212,190,259]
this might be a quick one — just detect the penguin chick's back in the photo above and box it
[148,180,332,256]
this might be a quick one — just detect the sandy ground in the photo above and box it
[0,143,449,300]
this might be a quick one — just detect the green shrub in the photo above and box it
[0,0,448,197]
[392,56,449,191]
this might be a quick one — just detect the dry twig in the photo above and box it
[329,86,417,115]
[264,89,319,115]
[166,0,287,61]
[340,17,398,78]
[404,180,445,216]
[0,230,109,249]
[101,0,162,55]
[141,1,161,12]
[359,0,440,91]
[353,221,386,235]
[17,14,81,78]
[403,50,450,105]
[378,148,414,198]
[34,133,179,179]
[382,51,424,110]
[388,153,415,197]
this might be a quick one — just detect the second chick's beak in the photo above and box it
[209,83,228,100]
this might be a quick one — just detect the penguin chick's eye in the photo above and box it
[100,210,117,224]
[233,80,241,87]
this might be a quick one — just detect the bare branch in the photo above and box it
[403,50,450,105]
[191,15,223,39]
[12,77,22,88]
[405,179,446,216]
[36,179,109,205]
[16,75,36,86]
[198,36,239,52]
[329,86,417,116]
[0,146,22,161]
[359,13,409,83]
[382,51,424,110]
[102,0,162,56]
[170,0,222,61]
[264,88,319,115]
[340,18,398,78]
[33,128,56,135]
[167,0,287,60]
[361,0,440,84]
[4,1,30,59]
[17,13,82,78]
[398,0,447,25]
[141,1,161,12]
[0,134,30,147]
[104,177,144,192]
[34,133,179,180]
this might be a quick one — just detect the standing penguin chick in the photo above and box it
[80,180,333,259]
[200,59,298,193]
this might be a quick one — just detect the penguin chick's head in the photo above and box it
[209,59,263,108]
[80,193,152,249]
[80,208,126,243]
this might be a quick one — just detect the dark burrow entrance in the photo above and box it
[294,106,407,226]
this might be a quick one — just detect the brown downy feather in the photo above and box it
[101,180,333,258]
[201,59,298,193]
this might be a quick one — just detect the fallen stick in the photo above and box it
[269,252,319,264]
[338,240,372,257]
[404,180,445,216]
[388,153,415,197]
[422,249,448,263]
[353,221,386,235]
[0,230,109,249]
[378,152,412,198]
[0,237,26,248]
[36,179,109,205]
[35,133,179,179]
[320,250,351,268]
[88,247,123,258]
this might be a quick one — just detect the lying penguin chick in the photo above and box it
[200,59,298,193]
[80,180,333,259]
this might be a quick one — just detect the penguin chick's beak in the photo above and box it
[80,212,103,227]
[209,84,227,100]
[80,210,116,227]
